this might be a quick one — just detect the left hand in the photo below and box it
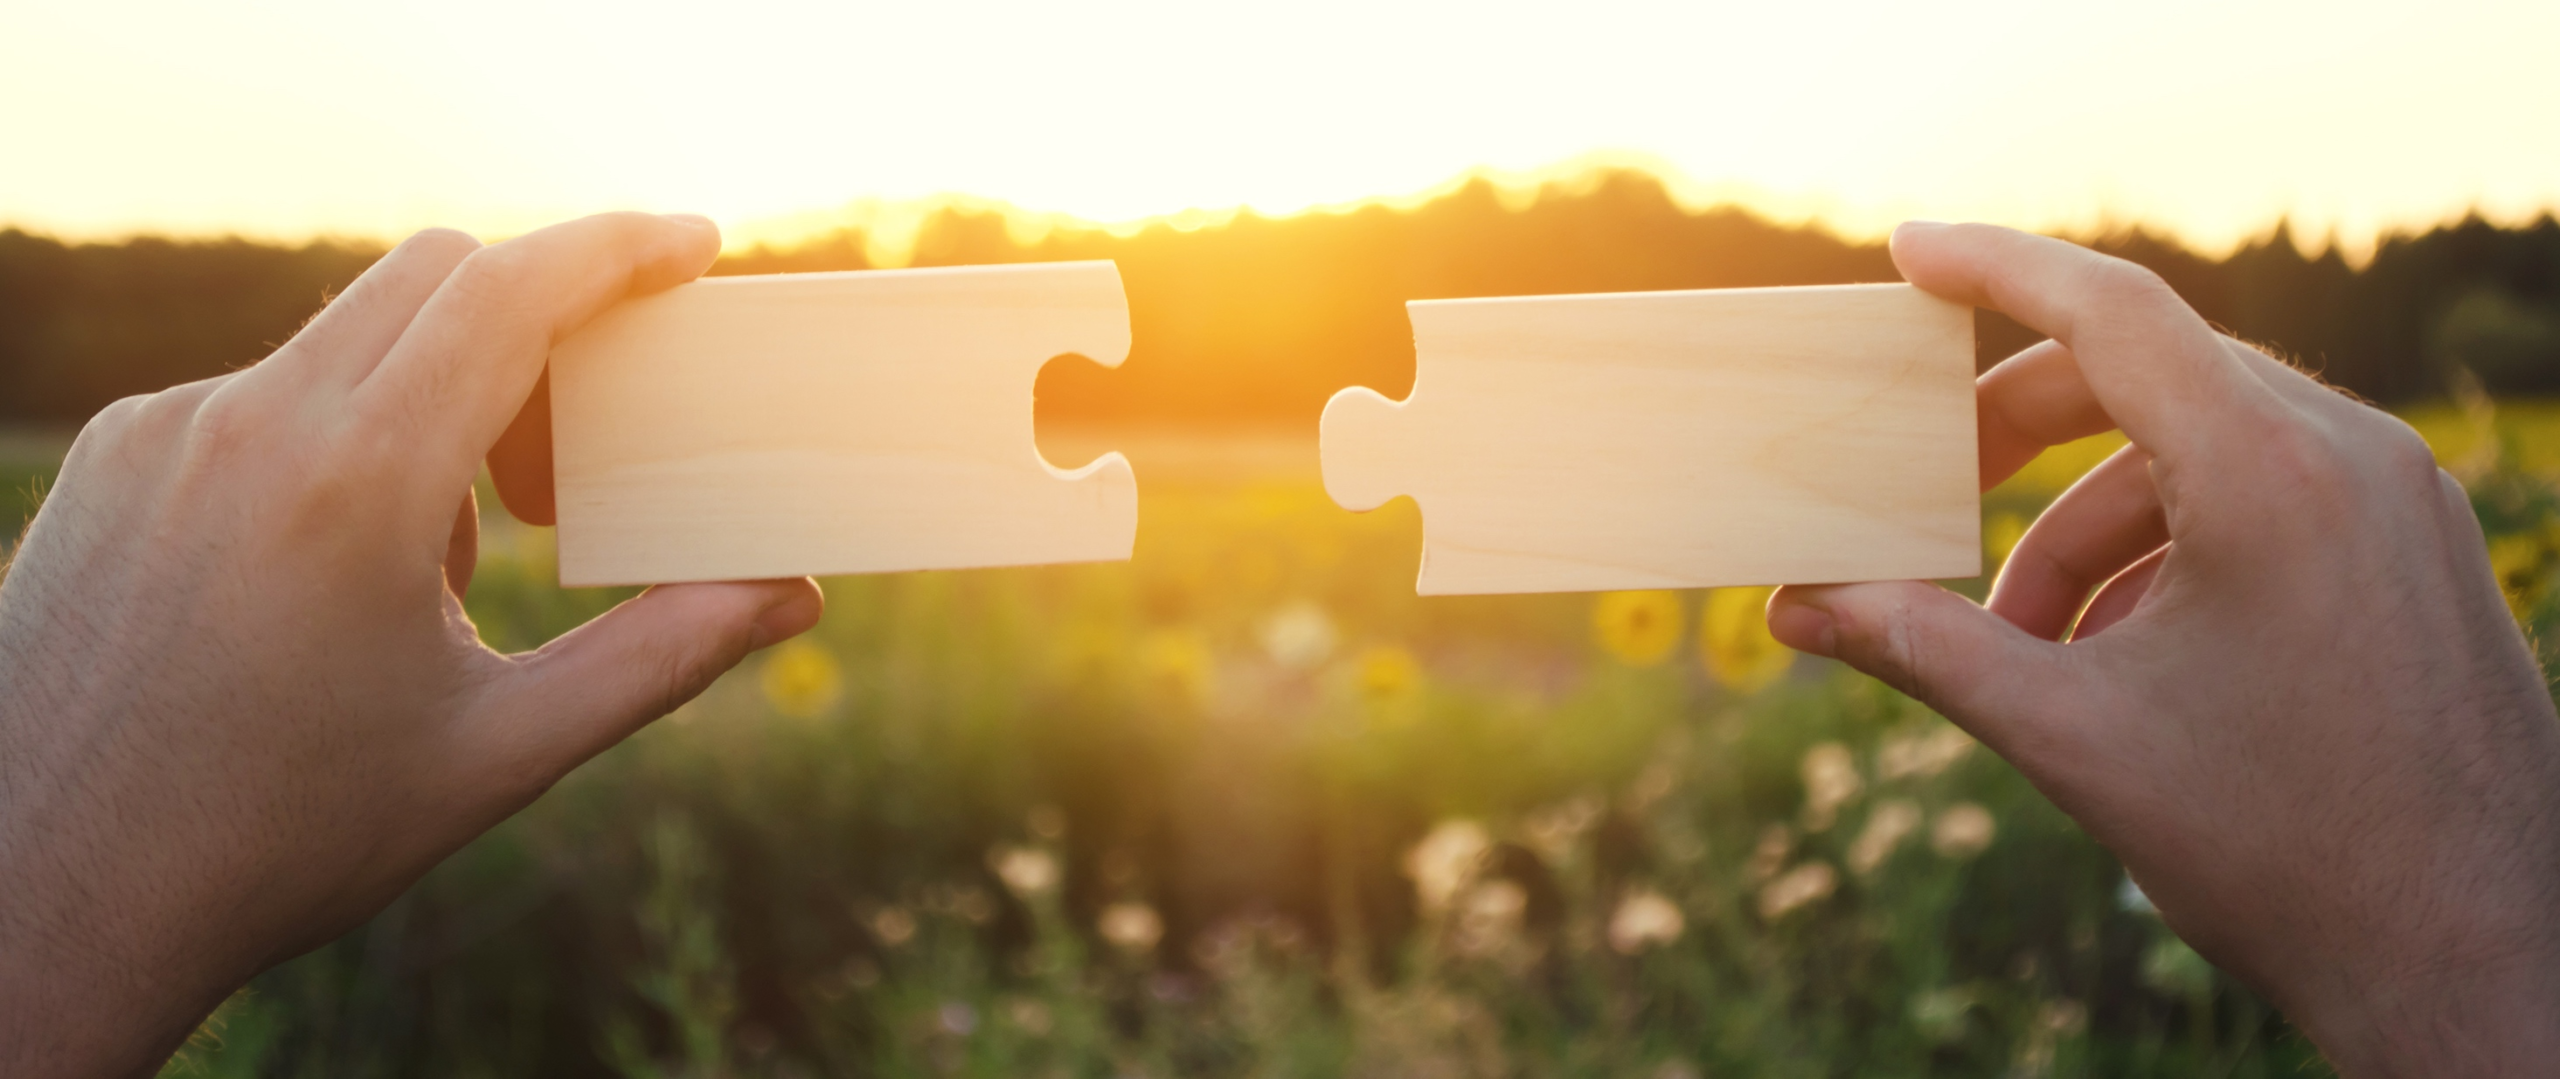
[0,213,823,1078]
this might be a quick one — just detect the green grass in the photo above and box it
[57,400,2560,1078]
[0,427,71,544]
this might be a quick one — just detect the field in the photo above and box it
[7,401,2560,1078]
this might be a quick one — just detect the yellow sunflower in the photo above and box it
[760,638,845,718]
[1592,590,1682,666]
[1700,587,1792,692]
[1357,644,1422,704]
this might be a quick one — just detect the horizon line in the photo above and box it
[8,154,2555,270]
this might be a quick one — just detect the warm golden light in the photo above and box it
[6,0,2555,256]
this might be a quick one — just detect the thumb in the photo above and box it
[1768,580,2083,772]
[477,578,824,779]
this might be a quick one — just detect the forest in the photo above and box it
[5,168,2558,428]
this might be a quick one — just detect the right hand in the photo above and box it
[1769,223,2560,1075]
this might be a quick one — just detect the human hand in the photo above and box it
[0,213,823,1077]
[1767,223,2560,1075]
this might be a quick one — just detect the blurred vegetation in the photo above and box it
[4,169,2559,426]
[6,172,2559,1075]
[0,397,2506,1077]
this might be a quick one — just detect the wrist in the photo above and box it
[0,914,223,1078]
[2286,929,2560,1077]
[0,752,237,1077]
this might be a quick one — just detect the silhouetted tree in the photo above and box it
[6,178,2558,427]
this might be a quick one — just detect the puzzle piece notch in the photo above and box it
[1320,283,1980,596]
[550,261,1137,587]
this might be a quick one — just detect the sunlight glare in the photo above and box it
[3,0,2554,257]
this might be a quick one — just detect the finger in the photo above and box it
[65,373,238,490]
[444,489,478,599]
[253,229,481,393]
[1892,222,2286,467]
[1978,338,2115,490]
[2071,544,2167,641]
[471,577,823,780]
[486,370,555,527]
[1767,581,2084,775]
[355,212,720,509]
[1986,444,2168,640]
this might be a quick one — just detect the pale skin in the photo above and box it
[0,216,2551,1075]
[1769,222,2560,1074]
[0,213,822,1077]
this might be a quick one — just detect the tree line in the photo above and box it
[5,170,2556,427]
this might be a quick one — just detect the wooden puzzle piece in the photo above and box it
[1321,283,1979,595]
[549,262,1135,587]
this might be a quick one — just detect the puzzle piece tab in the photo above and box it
[1321,283,1978,595]
[549,262,1136,587]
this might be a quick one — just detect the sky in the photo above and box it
[6,0,2557,259]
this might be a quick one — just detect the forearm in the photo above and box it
[0,908,224,1079]
[2270,767,2560,1076]
[0,694,232,1078]
[2300,953,2560,1078]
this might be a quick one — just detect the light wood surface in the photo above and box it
[549,262,1136,587]
[1321,283,1979,595]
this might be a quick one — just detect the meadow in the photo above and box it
[5,398,2558,1078]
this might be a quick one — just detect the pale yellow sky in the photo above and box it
[5,0,2556,258]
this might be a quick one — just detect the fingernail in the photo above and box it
[1765,596,1839,659]
[663,213,718,236]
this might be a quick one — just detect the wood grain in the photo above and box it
[549,262,1136,587]
[1321,283,1979,595]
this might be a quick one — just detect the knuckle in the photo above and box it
[132,383,206,429]
[133,385,225,459]
[61,394,155,469]
[402,226,482,261]
[2081,258,2178,310]
[2366,417,2444,489]
[2431,467,2480,536]
[592,210,665,242]
[429,246,548,346]
[179,379,277,466]
[449,242,538,305]
[2253,414,2443,534]
[189,380,261,438]
[83,394,151,438]
[309,229,482,331]
[2435,465,2471,506]
[2270,410,2447,521]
